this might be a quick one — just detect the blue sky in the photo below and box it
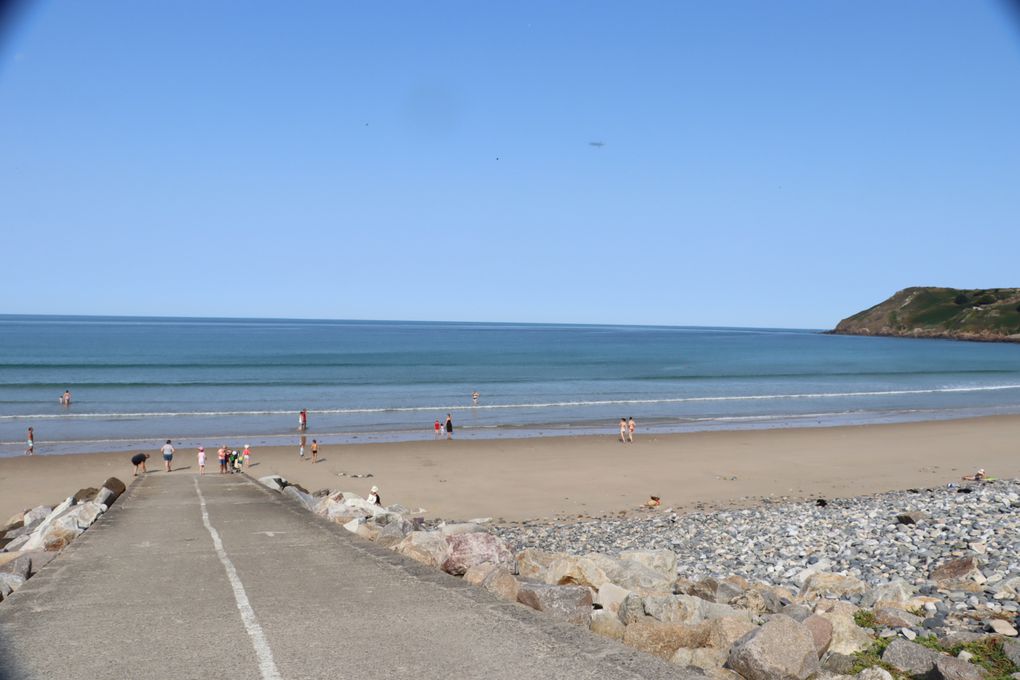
[2,2,1018,328]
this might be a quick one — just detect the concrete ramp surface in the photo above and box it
[0,474,688,679]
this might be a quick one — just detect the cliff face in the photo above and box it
[831,287,1020,343]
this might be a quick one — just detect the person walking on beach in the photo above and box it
[161,439,175,472]
[218,445,228,474]
[619,418,628,442]
[445,413,453,440]
[26,427,34,455]
[433,419,442,439]
[243,444,251,468]
[299,434,306,459]
[197,446,206,475]
[310,439,318,464]
[628,417,636,443]
[131,452,150,476]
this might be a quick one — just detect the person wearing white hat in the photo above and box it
[243,444,251,468]
[367,486,381,506]
[197,446,206,475]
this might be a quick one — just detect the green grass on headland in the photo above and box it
[833,287,1020,341]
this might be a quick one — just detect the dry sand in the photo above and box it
[2,416,1017,524]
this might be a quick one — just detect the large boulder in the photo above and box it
[0,552,31,580]
[516,548,562,581]
[441,532,513,576]
[881,639,938,678]
[618,592,648,625]
[393,531,449,569]
[547,553,620,589]
[480,567,519,603]
[612,559,677,595]
[594,582,633,616]
[618,549,678,582]
[860,578,916,608]
[934,655,985,680]
[622,619,709,659]
[516,582,592,627]
[642,595,705,625]
[0,572,26,597]
[929,556,984,588]
[802,614,833,658]
[374,520,412,549]
[462,562,519,597]
[72,487,99,503]
[856,669,894,680]
[94,487,115,507]
[814,600,874,655]
[313,491,345,515]
[800,572,868,599]
[463,562,499,586]
[2,512,25,532]
[873,608,922,629]
[726,614,821,680]
[22,506,52,530]
[590,609,626,641]
[19,498,77,552]
[74,502,105,530]
[100,477,127,504]
[1001,638,1020,667]
[644,594,753,625]
[41,512,85,551]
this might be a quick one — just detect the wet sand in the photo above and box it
[1,416,1017,524]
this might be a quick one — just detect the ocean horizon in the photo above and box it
[2,314,1020,457]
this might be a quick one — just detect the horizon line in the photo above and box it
[0,312,827,333]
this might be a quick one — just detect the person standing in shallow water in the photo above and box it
[26,427,34,455]
[445,414,453,440]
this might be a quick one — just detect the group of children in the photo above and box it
[197,444,251,475]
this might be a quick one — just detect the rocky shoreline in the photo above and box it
[260,474,1020,679]
[0,477,127,603]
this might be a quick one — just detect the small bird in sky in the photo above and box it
[588,141,605,148]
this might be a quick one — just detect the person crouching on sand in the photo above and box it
[131,452,150,476]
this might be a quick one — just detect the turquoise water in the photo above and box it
[2,315,1019,456]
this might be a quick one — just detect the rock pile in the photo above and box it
[0,477,126,603]
[260,474,1020,679]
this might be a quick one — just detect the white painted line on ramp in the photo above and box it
[194,478,283,680]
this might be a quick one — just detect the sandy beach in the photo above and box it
[1,415,1017,525]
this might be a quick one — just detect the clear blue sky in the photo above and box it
[2,2,1019,328]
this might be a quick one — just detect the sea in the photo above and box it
[1,315,1019,457]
